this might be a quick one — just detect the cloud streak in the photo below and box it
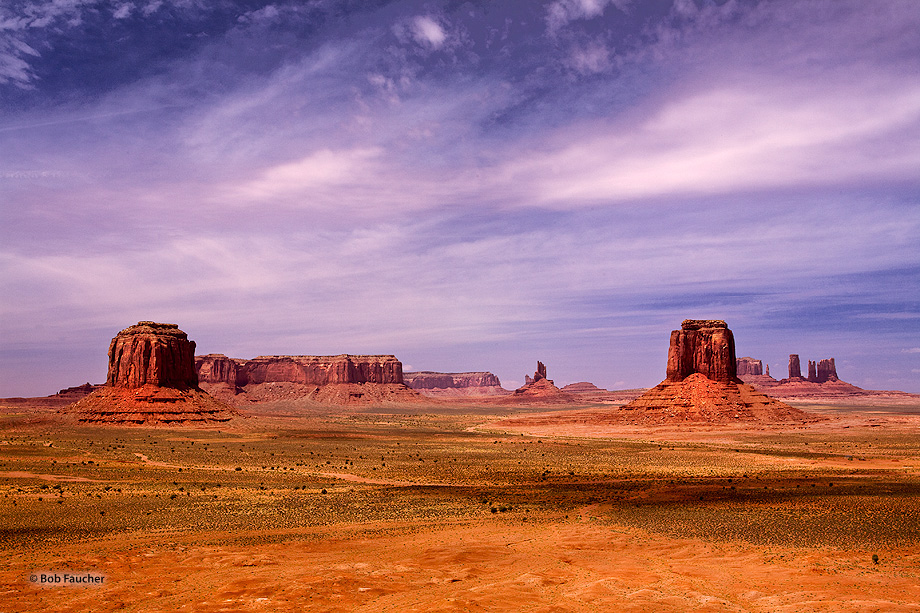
[1,0,919,395]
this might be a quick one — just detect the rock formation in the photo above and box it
[666,320,736,383]
[735,357,763,376]
[789,354,802,379]
[741,354,870,399]
[403,372,510,397]
[498,362,576,404]
[195,354,422,404]
[621,320,813,423]
[561,382,607,393]
[814,358,838,383]
[106,322,198,389]
[67,322,237,424]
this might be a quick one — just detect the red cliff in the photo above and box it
[403,372,509,397]
[666,320,737,383]
[195,354,420,404]
[67,322,236,424]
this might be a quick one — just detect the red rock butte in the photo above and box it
[621,320,814,423]
[498,361,575,404]
[67,322,237,425]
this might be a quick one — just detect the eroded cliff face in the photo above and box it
[402,371,509,397]
[736,357,764,376]
[194,354,420,404]
[666,320,737,384]
[623,319,808,423]
[107,322,198,389]
[403,372,503,390]
[196,354,404,387]
[67,322,237,425]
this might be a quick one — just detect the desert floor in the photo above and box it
[2,398,919,612]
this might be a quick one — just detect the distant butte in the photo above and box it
[620,320,814,424]
[497,362,576,404]
[66,322,237,425]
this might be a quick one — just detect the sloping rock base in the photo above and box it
[69,385,238,425]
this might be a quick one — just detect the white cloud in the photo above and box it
[500,79,920,205]
[904,348,920,354]
[112,3,133,19]
[567,41,611,75]
[546,0,630,34]
[411,16,447,49]
[235,148,383,203]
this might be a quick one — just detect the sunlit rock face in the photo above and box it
[107,322,198,389]
[666,320,737,384]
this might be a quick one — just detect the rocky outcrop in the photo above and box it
[403,372,510,397]
[106,322,198,389]
[67,322,237,424]
[815,358,838,383]
[789,354,802,379]
[561,382,607,393]
[196,354,404,387]
[194,354,422,404]
[496,362,576,404]
[621,320,812,423]
[807,360,817,381]
[735,357,763,376]
[666,320,737,383]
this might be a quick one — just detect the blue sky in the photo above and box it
[2,0,919,396]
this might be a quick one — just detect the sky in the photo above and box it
[1,0,919,396]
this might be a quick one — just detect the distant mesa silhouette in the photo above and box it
[66,322,237,425]
[403,371,510,397]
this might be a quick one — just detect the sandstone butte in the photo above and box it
[494,361,577,404]
[736,353,884,399]
[620,320,814,424]
[195,354,423,404]
[402,371,510,397]
[66,322,237,425]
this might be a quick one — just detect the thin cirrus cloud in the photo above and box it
[1,0,919,395]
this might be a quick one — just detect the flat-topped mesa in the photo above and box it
[196,354,404,387]
[666,319,737,383]
[736,357,763,376]
[789,354,802,379]
[402,371,510,397]
[107,321,198,389]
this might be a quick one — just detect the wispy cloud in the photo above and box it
[2,0,919,395]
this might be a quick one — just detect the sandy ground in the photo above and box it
[2,398,919,611]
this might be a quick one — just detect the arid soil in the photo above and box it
[2,397,920,611]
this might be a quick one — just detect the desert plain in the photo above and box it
[1,395,919,612]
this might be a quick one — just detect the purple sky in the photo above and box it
[2,0,919,396]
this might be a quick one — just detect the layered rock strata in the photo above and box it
[735,357,763,376]
[622,320,813,423]
[403,372,510,397]
[68,322,236,424]
[195,354,422,404]
[789,354,802,379]
[666,320,736,383]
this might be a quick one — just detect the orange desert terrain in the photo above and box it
[2,394,920,612]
